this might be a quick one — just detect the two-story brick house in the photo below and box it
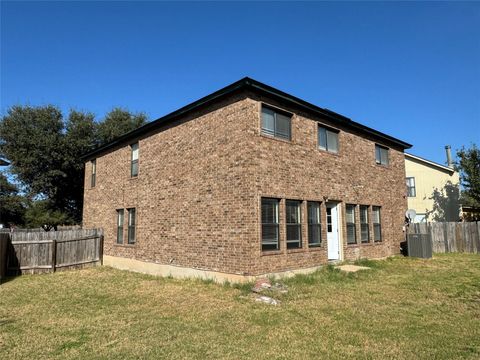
[82,77,411,282]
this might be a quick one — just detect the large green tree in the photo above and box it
[0,105,64,200]
[24,200,69,230]
[0,173,26,226]
[0,105,147,226]
[97,108,147,145]
[456,144,480,207]
[63,110,97,219]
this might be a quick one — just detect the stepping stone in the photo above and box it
[336,265,370,273]
[255,295,280,305]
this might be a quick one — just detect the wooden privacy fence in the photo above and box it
[4,228,103,275]
[408,222,480,254]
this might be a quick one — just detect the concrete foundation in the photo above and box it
[103,255,324,283]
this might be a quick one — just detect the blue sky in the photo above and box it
[1,1,479,165]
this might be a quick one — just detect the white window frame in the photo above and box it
[127,208,136,244]
[261,106,292,140]
[116,209,124,244]
[307,201,321,247]
[346,204,357,245]
[360,205,370,243]
[261,198,280,251]
[375,144,389,166]
[318,126,339,153]
[372,206,382,242]
[131,143,139,177]
[91,159,96,187]
[286,200,302,249]
[406,177,416,197]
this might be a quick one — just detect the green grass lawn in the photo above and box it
[1,253,479,359]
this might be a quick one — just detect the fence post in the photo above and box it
[0,234,9,283]
[99,235,104,266]
[443,222,449,253]
[51,239,56,273]
[475,222,479,253]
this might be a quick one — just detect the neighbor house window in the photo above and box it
[318,126,339,153]
[372,206,382,242]
[131,143,139,177]
[127,208,136,244]
[261,198,280,251]
[261,106,291,140]
[116,209,124,244]
[406,177,416,197]
[286,200,302,249]
[346,204,356,245]
[91,159,96,187]
[375,144,389,166]
[360,205,369,243]
[307,202,321,247]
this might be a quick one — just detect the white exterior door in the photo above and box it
[327,203,340,260]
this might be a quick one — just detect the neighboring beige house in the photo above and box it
[405,147,460,222]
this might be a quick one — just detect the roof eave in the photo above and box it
[246,78,412,149]
[405,153,456,174]
[81,77,250,161]
[82,77,412,160]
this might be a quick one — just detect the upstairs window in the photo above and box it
[375,144,389,166]
[318,126,339,153]
[261,198,280,251]
[261,106,291,140]
[131,143,139,177]
[360,205,370,243]
[372,206,382,242]
[346,204,357,245]
[406,177,416,197]
[307,201,321,247]
[91,159,96,188]
[116,209,124,244]
[127,208,136,244]
[286,200,302,249]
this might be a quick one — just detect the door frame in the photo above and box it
[326,201,343,261]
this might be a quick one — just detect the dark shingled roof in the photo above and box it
[83,77,411,160]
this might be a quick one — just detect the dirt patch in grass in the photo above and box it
[1,253,479,359]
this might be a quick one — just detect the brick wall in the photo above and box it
[83,91,407,276]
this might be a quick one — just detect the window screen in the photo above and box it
[360,205,369,243]
[346,204,356,245]
[261,107,291,140]
[375,145,389,166]
[261,198,280,251]
[318,126,339,153]
[372,206,382,242]
[131,143,139,177]
[308,202,321,247]
[286,200,302,249]
[91,159,96,188]
[127,208,136,244]
[406,177,416,197]
[116,209,124,244]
